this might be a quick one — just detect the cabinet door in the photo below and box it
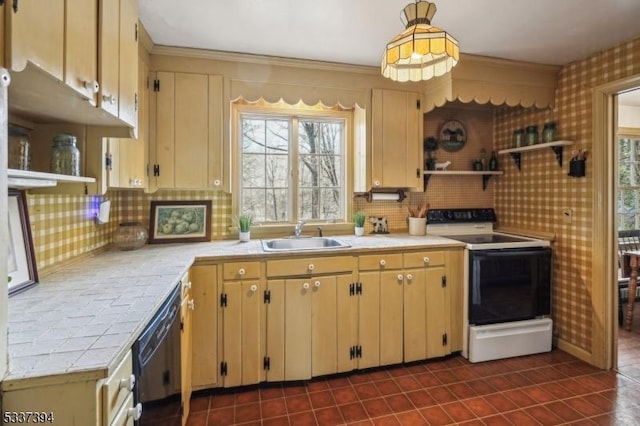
[154,72,209,189]
[0,3,5,68]
[265,280,285,381]
[180,290,193,426]
[106,57,148,189]
[222,280,263,387]
[118,0,138,128]
[65,0,98,101]
[356,272,381,369]
[98,0,119,117]
[371,89,422,189]
[337,277,358,372]
[284,278,312,380]
[426,266,449,358]
[190,265,218,390]
[379,270,404,365]
[208,75,225,190]
[311,276,337,377]
[6,0,64,79]
[403,269,427,362]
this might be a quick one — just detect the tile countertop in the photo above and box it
[2,233,463,387]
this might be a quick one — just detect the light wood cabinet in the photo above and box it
[403,251,450,361]
[5,0,65,80]
[98,0,138,127]
[371,88,423,190]
[150,72,223,191]
[219,265,265,387]
[1,350,139,426]
[190,265,218,390]
[180,273,193,426]
[105,56,149,190]
[65,0,98,101]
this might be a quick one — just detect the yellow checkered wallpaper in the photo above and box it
[495,37,640,353]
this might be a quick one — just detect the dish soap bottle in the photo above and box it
[489,150,499,171]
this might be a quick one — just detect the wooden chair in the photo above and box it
[618,230,640,324]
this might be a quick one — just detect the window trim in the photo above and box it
[231,100,355,234]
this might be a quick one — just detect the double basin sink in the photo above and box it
[261,237,350,252]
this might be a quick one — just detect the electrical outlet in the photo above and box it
[562,208,573,224]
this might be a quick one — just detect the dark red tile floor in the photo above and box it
[182,347,640,426]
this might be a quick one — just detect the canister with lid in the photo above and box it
[50,133,81,176]
[525,125,539,146]
[512,129,524,148]
[8,126,31,171]
[542,122,557,143]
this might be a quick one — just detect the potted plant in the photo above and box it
[353,211,366,236]
[235,214,253,242]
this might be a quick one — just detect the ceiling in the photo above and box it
[138,0,640,68]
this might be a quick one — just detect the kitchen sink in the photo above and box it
[261,237,350,252]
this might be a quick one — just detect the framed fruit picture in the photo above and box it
[438,119,467,152]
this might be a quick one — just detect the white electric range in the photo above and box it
[426,208,553,363]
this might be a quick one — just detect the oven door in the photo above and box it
[468,247,551,326]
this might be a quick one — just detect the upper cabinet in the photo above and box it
[99,0,138,128]
[371,88,423,190]
[5,0,65,80]
[149,71,224,191]
[65,0,98,102]
[5,0,138,129]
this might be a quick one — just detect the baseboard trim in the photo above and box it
[556,338,594,365]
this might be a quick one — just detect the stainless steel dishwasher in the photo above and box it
[133,284,182,425]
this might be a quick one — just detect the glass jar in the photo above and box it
[512,129,524,148]
[525,125,539,146]
[8,126,31,170]
[50,133,81,176]
[114,222,148,251]
[542,122,557,143]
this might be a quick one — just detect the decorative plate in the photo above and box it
[438,119,467,152]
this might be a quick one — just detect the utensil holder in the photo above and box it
[408,217,426,236]
[568,159,586,178]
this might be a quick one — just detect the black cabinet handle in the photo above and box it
[13,0,18,13]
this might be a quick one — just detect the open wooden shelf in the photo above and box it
[8,168,96,189]
[423,170,503,191]
[498,140,574,170]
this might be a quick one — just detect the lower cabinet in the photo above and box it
[180,273,193,426]
[188,247,462,394]
[0,350,139,426]
[190,264,219,390]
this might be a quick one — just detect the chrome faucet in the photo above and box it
[316,226,323,237]
[293,221,306,237]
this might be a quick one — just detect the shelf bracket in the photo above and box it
[482,175,492,191]
[509,153,522,170]
[423,174,431,191]
[551,146,564,167]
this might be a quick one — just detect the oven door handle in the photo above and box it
[473,248,550,258]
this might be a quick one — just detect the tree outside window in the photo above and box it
[239,111,346,224]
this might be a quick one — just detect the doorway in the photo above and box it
[616,88,640,379]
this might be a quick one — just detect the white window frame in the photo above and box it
[231,100,354,235]
[618,128,640,230]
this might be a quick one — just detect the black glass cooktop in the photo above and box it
[449,234,533,244]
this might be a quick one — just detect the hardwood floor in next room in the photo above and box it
[180,347,640,426]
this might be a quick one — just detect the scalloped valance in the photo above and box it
[230,79,369,109]
[422,55,560,112]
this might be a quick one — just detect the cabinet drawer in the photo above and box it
[266,256,354,277]
[110,392,135,426]
[359,253,403,271]
[223,261,261,280]
[404,251,445,268]
[102,350,133,426]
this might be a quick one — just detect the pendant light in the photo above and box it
[381,0,459,82]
